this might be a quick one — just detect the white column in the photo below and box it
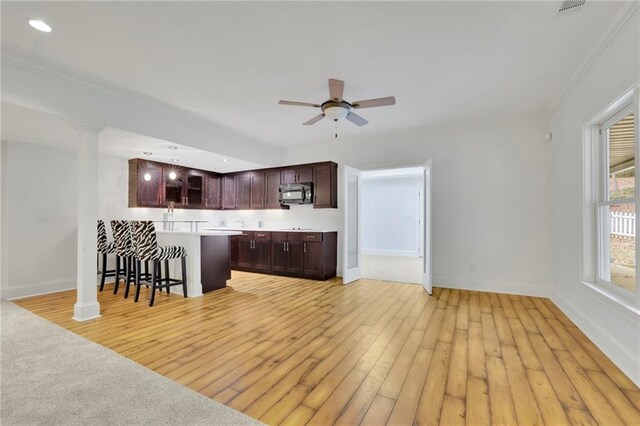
[73,122,104,321]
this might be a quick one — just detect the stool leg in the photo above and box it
[116,257,128,295]
[99,253,107,292]
[149,260,158,307]
[134,259,143,303]
[165,260,170,294]
[114,256,121,294]
[181,257,188,298]
[125,258,134,299]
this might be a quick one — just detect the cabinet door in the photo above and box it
[135,161,164,206]
[303,241,324,277]
[281,169,297,184]
[237,233,254,268]
[185,169,206,208]
[296,167,313,183]
[204,175,221,209]
[164,165,184,206]
[253,240,271,270]
[271,240,288,272]
[222,176,236,209]
[287,240,305,274]
[265,170,282,208]
[236,173,252,209]
[250,172,266,208]
[313,163,337,208]
[229,235,239,266]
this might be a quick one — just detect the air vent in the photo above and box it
[559,0,586,13]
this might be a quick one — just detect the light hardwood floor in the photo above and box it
[15,271,640,425]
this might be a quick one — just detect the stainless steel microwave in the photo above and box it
[279,183,313,205]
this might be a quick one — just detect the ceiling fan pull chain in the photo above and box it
[335,120,338,139]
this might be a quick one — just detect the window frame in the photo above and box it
[593,101,638,301]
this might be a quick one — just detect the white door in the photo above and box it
[422,159,433,294]
[343,165,362,284]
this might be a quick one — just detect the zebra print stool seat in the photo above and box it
[97,220,122,292]
[130,220,187,307]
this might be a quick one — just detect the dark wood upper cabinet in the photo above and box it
[312,163,338,208]
[222,176,236,209]
[250,172,266,208]
[235,173,252,209]
[281,166,313,184]
[129,159,164,207]
[204,174,221,209]
[265,170,282,208]
[129,159,337,210]
[185,169,206,207]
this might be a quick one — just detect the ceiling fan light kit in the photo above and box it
[278,79,396,137]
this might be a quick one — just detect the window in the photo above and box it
[595,104,637,297]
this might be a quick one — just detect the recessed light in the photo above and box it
[168,171,177,180]
[168,146,178,150]
[170,158,179,162]
[29,19,52,33]
[222,158,229,163]
[143,152,153,155]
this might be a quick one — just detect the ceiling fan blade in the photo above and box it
[345,111,369,127]
[328,79,345,101]
[351,96,396,109]
[279,100,321,107]
[303,113,325,126]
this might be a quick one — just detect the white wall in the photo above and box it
[549,8,640,386]
[283,116,554,296]
[362,175,422,256]
[1,141,78,299]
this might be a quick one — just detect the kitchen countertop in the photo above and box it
[156,230,243,236]
[204,227,338,233]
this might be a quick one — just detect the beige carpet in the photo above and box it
[0,301,262,426]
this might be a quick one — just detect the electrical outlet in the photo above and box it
[38,210,46,222]
[468,264,475,273]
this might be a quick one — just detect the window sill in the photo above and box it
[580,280,640,318]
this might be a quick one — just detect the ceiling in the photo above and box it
[0,1,627,148]
[1,103,264,172]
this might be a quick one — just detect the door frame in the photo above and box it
[422,158,433,294]
[342,165,362,284]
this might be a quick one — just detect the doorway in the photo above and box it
[360,167,425,284]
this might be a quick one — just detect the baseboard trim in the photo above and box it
[2,278,76,300]
[551,290,640,387]
[434,276,550,297]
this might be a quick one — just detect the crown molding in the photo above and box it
[548,1,640,115]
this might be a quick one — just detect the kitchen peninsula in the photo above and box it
[156,229,241,296]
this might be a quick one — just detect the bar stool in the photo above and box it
[130,220,188,307]
[97,220,120,292]
[110,220,138,297]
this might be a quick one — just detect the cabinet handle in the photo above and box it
[235,199,238,207]
[307,235,316,239]
[262,197,264,206]
[304,242,306,253]
[313,195,317,204]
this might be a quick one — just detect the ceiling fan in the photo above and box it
[278,79,396,127]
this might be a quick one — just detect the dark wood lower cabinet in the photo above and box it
[233,231,272,271]
[200,235,231,293]
[230,231,337,280]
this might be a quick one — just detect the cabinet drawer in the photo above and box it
[303,232,323,242]
[254,232,271,241]
[238,231,254,240]
[286,232,304,241]
[271,232,287,241]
